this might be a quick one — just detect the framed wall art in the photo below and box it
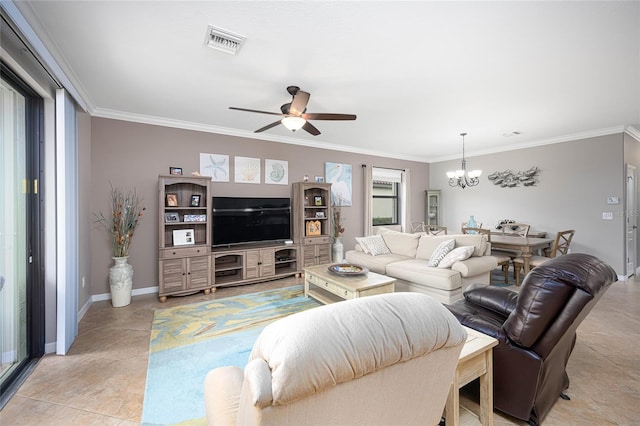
[200,153,229,182]
[325,162,352,206]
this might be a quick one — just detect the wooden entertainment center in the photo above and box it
[157,176,333,302]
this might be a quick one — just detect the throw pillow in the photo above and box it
[355,237,370,254]
[359,235,391,256]
[437,246,475,269]
[427,239,455,267]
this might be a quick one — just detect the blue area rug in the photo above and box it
[141,285,322,425]
[491,267,517,287]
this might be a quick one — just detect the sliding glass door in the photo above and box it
[0,63,44,407]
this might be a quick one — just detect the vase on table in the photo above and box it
[109,256,133,307]
[332,236,344,263]
[467,215,478,234]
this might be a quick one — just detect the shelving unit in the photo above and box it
[292,182,333,267]
[212,244,301,288]
[426,189,441,226]
[158,175,213,302]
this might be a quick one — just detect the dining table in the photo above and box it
[490,235,555,281]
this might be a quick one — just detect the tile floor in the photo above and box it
[1,275,638,425]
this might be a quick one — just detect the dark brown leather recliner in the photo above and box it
[446,253,617,426]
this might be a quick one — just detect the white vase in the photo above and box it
[332,236,344,263]
[109,256,133,308]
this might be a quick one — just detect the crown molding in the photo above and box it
[625,125,640,142]
[91,107,432,163]
[428,125,629,163]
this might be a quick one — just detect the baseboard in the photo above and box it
[92,285,159,302]
[44,342,56,354]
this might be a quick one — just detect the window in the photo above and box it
[372,168,402,226]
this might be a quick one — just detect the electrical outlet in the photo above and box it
[602,212,614,220]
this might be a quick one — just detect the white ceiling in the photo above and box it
[15,1,640,162]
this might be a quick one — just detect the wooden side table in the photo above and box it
[445,326,498,426]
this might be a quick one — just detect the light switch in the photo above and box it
[602,212,614,220]
[607,197,620,204]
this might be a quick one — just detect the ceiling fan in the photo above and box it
[229,86,356,136]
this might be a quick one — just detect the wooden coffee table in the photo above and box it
[303,264,395,305]
[445,326,498,426]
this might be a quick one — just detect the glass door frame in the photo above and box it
[0,61,45,407]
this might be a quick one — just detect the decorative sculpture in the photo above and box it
[488,167,540,187]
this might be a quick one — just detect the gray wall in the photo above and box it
[429,133,626,274]
[89,117,430,295]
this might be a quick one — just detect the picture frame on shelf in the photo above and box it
[190,194,201,207]
[184,214,206,222]
[315,211,325,218]
[169,167,183,175]
[164,212,179,223]
[173,229,195,246]
[314,196,323,206]
[315,176,324,183]
[306,220,321,236]
[166,193,178,207]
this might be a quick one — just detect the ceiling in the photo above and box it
[13,1,640,162]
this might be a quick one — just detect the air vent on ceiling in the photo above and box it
[204,25,246,55]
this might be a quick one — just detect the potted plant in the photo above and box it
[95,185,145,307]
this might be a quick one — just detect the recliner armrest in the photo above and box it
[463,283,518,317]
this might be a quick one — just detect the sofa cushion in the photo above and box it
[416,234,487,260]
[386,259,463,291]
[357,235,391,256]
[380,231,421,257]
[437,246,474,269]
[427,239,455,267]
[345,250,411,275]
[354,237,371,254]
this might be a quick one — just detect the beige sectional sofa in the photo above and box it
[345,228,497,304]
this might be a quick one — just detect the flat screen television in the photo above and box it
[211,197,291,247]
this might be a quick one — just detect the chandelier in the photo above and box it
[446,132,482,188]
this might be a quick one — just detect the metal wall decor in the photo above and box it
[488,167,540,187]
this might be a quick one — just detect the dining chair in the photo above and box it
[462,227,511,284]
[513,229,575,286]
[410,221,426,233]
[425,225,447,235]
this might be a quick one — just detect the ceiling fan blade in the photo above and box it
[229,106,283,117]
[302,113,357,121]
[289,90,310,116]
[255,120,282,133]
[302,121,321,136]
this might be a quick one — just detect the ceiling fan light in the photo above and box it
[281,116,306,131]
